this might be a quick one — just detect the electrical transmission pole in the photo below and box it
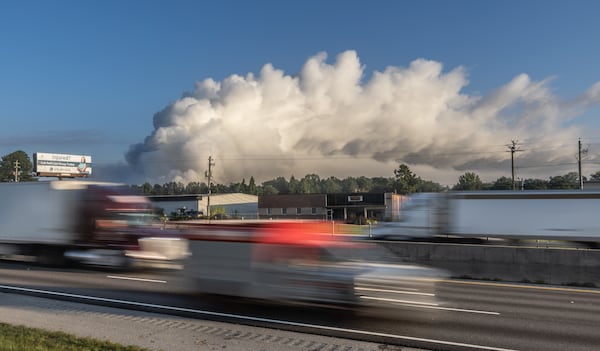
[577,138,588,190]
[13,160,20,182]
[205,156,215,220]
[506,140,523,190]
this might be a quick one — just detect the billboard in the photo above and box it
[33,152,92,178]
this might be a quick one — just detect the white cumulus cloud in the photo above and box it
[125,50,600,185]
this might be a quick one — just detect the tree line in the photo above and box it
[133,166,598,196]
[2,150,599,195]
[131,173,445,196]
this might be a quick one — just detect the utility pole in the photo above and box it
[506,140,523,190]
[205,156,215,220]
[577,138,589,190]
[13,160,20,182]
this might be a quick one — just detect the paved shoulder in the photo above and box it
[0,292,414,351]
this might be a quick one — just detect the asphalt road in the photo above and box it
[1,260,599,351]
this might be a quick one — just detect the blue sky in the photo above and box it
[2,0,600,185]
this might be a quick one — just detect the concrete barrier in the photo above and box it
[377,241,600,286]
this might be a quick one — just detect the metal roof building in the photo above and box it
[148,193,258,219]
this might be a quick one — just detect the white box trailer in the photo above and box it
[0,181,189,267]
[447,192,600,241]
[0,181,82,245]
[370,191,600,245]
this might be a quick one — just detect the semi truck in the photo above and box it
[178,221,444,307]
[0,180,189,268]
[370,191,600,246]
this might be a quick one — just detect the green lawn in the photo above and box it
[0,322,151,351]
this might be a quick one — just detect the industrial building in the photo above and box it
[258,192,406,223]
[148,192,405,223]
[148,193,259,219]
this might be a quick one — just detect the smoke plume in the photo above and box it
[125,51,600,185]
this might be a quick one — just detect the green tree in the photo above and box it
[393,164,420,194]
[230,181,243,193]
[152,184,163,195]
[590,171,600,181]
[491,176,513,190]
[548,172,578,189]
[288,175,299,194]
[341,177,359,192]
[140,182,153,195]
[371,177,395,193]
[417,180,444,192]
[321,176,343,193]
[453,172,482,190]
[356,176,373,192]
[185,181,207,194]
[210,205,227,219]
[0,150,36,182]
[163,181,185,195]
[523,178,548,190]
[212,183,229,193]
[248,176,257,195]
[262,176,290,194]
[298,174,321,194]
[260,184,279,195]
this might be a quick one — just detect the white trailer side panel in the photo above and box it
[0,181,80,245]
[449,192,600,241]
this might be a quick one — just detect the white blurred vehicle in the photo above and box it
[179,221,444,307]
[369,191,600,246]
[0,180,188,268]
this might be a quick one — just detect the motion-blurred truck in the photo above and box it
[179,221,443,307]
[370,191,600,246]
[0,180,189,268]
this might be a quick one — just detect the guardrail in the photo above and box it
[379,241,600,287]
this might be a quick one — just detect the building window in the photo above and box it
[267,208,272,215]
[348,195,363,202]
[311,207,317,214]
[282,208,287,215]
[296,208,302,215]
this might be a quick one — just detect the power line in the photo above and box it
[517,162,578,169]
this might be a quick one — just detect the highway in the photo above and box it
[1,260,600,351]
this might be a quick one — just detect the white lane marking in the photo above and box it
[359,296,439,306]
[357,283,420,291]
[0,285,518,351]
[356,287,435,296]
[106,275,167,284]
[359,293,500,315]
[393,303,501,315]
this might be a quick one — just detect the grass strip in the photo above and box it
[0,322,151,351]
